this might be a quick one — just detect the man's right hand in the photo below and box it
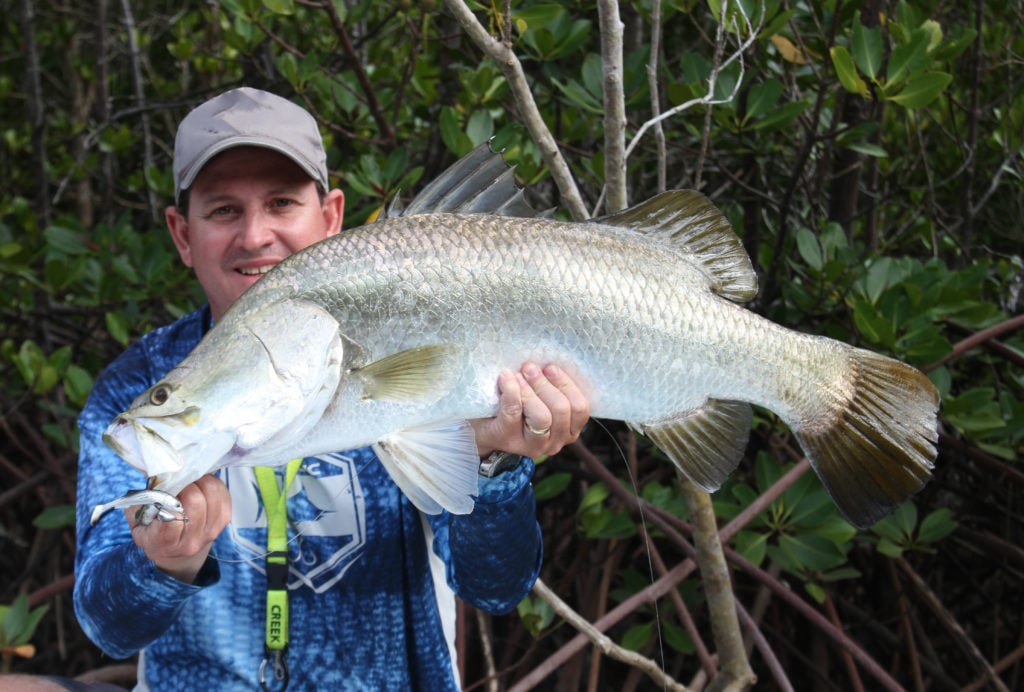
[128,474,231,583]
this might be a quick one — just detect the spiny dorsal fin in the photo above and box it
[597,190,758,303]
[391,140,540,218]
[353,344,460,402]
[631,398,753,491]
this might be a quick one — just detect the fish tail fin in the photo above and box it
[795,349,939,528]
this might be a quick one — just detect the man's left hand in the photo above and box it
[471,362,590,459]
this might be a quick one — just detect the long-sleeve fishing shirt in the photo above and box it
[73,306,543,691]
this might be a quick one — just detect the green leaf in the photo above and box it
[33,504,76,529]
[578,483,610,513]
[745,79,783,121]
[876,537,904,559]
[795,227,823,271]
[830,46,870,99]
[886,30,930,85]
[105,311,130,346]
[805,581,827,604]
[262,0,294,14]
[852,21,883,80]
[534,472,572,501]
[662,621,695,654]
[465,111,493,145]
[843,141,888,158]
[886,72,952,108]
[44,225,89,256]
[622,621,653,651]
[917,508,956,544]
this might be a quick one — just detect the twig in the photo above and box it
[320,0,396,147]
[645,0,667,193]
[527,579,689,692]
[895,558,1009,692]
[962,644,1024,692]
[924,314,1024,371]
[734,600,793,692]
[119,0,158,222]
[444,0,589,220]
[597,0,627,213]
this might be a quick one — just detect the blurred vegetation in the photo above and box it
[1,0,1021,689]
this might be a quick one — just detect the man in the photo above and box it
[74,87,589,689]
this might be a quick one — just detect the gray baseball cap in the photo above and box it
[173,87,329,201]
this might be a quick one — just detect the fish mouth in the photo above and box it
[103,415,186,478]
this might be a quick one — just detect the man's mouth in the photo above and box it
[237,264,275,276]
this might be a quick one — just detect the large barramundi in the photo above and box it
[100,180,938,529]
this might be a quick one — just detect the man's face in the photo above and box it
[166,146,344,320]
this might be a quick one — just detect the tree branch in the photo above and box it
[597,0,627,212]
[443,0,589,220]
[677,480,757,689]
[525,579,690,692]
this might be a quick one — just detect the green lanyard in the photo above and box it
[255,459,302,691]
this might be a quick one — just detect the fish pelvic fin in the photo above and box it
[795,349,939,529]
[373,420,481,515]
[597,190,757,303]
[354,344,461,402]
[633,399,753,491]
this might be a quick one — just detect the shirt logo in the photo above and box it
[221,453,366,593]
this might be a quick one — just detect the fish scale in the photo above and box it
[101,189,938,527]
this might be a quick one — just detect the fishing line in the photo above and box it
[588,418,669,683]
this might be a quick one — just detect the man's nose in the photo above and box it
[237,211,275,249]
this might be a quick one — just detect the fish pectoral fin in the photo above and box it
[633,399,753,492]
[355,344,461,402]
[372,421,480,515]
[596,190,758,303]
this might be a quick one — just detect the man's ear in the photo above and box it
[165,206,194,267]
[323,189,345,237]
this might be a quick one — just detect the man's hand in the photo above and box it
[128,474,231,584]
[471,362,591,459]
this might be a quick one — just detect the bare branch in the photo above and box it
[646,0,667,193]
[677,480,757,689]
[442,0,589,220]
[119,0,158,222]
[527,579,690,692]
[597,0,627,212]
[624,0,762,171]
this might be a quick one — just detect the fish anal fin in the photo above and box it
[373,421,481,515]
[633,399,753,492]
[795,350,939,529]
[597,190,757,303]
[355,344,461,402]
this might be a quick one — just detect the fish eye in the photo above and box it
[150,386,170,406]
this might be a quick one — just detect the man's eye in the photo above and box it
[213,205,237,215]
[270,198,294,209]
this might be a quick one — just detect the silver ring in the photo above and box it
[527,425,552,436]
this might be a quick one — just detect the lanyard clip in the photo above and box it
[259,645,289,691]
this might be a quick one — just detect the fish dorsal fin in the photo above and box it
[597,190,758,303]
[392,140,540,218]
[354,344,461,402]
[631,399,753,491]
[373,420,480,514]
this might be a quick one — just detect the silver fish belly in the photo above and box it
[102,190,939,528]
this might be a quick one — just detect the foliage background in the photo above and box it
[1,0,1022,689]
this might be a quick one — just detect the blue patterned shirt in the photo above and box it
[74,306,542,690]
